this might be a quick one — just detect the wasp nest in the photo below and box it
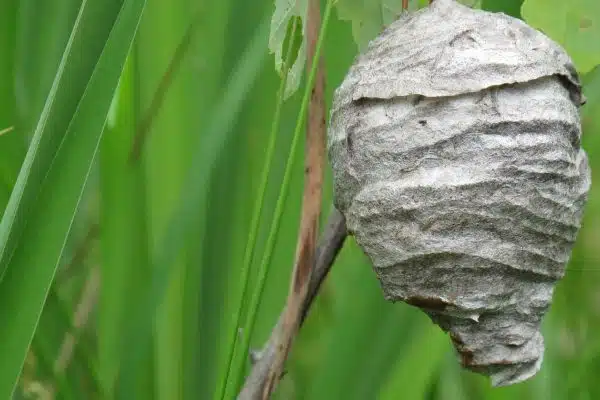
[328,0,590,386]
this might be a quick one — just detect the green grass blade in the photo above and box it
[114,16,270,399]
[99,55,153,397]
[0,0,86,282]
[0,0,25,215]
[136,2,202,398]
[14,0,81,131]
[214,18,299,400]
[0,0,146,396]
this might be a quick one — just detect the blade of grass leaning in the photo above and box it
[222,1,335,397]
[0,0,146,397]
[135,1,202,398]
[14,0,81,132]
[99,55,153,397]
[0,0,24,214]
[114,16,270,399]
[213,17,299,400]
[253,12,355,397]
[0,0,85,282]
[0,0,136,281]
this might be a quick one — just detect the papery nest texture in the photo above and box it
[328,0,591,386]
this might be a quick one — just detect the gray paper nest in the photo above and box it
[328,0,590,387]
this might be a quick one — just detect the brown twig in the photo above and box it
[402,0,409,10]
[239,208,347,399]
[128,14,200,163]
[259,0,327,397]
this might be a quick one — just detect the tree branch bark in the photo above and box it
[238,208,347,399]
[256,0,327,398]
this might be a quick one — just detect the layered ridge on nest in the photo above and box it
[328,0,590,387]
[330,0,582,111]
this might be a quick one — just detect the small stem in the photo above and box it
[260,0,327,396]
[239,208,347,399]
[223,2,336,398]
[215,19,299,400]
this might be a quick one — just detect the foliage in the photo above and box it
[269,0,308,97]
[0,0,598,399]
[0,0,145,397]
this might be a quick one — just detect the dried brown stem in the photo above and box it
[258,0,327,397]
[239,208,347,399]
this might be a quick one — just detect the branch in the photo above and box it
[238,208,347,399]
[258,0,327,397]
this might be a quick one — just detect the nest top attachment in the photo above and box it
[333,0,581,110]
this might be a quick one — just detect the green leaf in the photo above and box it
[14,0,81,132]
[99,57,153,396]
[0,0,145,396]
[269,0,308,98]
[0,0,25,215]
[135,3,208,399]
[522,0,600,73]
[213,15,298,400]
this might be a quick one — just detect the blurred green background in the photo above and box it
[0,0,599,399]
